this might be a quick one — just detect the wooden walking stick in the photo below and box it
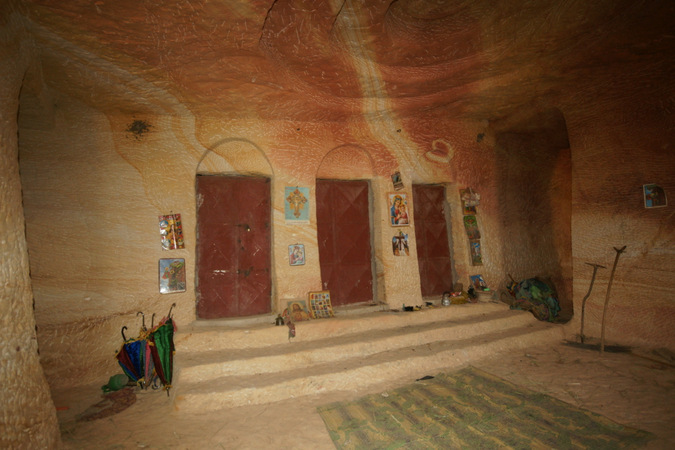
[600,246,627,353]
[580,262,606,343]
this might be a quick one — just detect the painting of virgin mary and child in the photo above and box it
[388,193,409,226]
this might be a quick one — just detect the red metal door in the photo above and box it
[196,175,271,319]
[413,184,454,296]
[316,179,374,306]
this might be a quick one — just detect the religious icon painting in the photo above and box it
[308,291,334,319]
[159,258,186,294]
[459,188,478,215]
[391,171,404,190]
[463,214,481,240]
[159,213,185,250]
[469,274,488,291]
[469,239,483,266]
[288,244,306,266]
[287,300,311,322]
[388,192,409,226]
[643,184,667,208]
[285,186,310,223]
[392,231,410,256]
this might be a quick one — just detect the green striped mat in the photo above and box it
[317,366,651,449]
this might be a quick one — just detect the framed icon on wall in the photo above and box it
[285,186,310,223]
[288,244,306,266]
[159,258,186,294]
[643,184,667,208]
[388,192,409,226]
[159,213,185,250]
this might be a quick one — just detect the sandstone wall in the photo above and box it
[18,89,575,392]
[564,99,675,349]
[0,3,60,447]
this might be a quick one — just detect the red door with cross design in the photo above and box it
[413,184,454,297]
[316,179,374,306]
[196,175,271,319]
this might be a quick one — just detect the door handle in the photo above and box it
[237,266,253,277]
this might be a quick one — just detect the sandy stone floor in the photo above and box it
[55,343,675,449]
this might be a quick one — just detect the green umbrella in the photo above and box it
[149,304,176,396]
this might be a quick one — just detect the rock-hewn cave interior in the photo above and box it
[1,0,673,447]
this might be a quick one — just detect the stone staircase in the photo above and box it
[171,302,565,412]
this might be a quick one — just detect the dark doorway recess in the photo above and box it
[316,179,374,307]
[196,175,272,319]
[492,106,573,321]
[413,184,454,297]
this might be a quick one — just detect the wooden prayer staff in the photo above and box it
[580,262,606,344]
[600,246,627,353]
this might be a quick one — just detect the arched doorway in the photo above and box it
[195,140,274,319]
[316,145,376,306]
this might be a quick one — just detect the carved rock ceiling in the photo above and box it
[20,0,675,122]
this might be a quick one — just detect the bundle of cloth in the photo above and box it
[506,278,561,322]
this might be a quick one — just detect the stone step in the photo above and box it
[175,302,513,352]
[171,304,565,412]
[176,308,537,383]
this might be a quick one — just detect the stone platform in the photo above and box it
[171,302,565,412]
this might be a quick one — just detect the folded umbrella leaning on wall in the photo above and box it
[115,305,176,395]
[115,312,151,389]
[148,303,177,396]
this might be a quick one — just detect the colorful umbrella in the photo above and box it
[149,303,176,396]
[115,326,144,387]
[143,335,156,389]
[136,312,155,389]
[115,312,155,389]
